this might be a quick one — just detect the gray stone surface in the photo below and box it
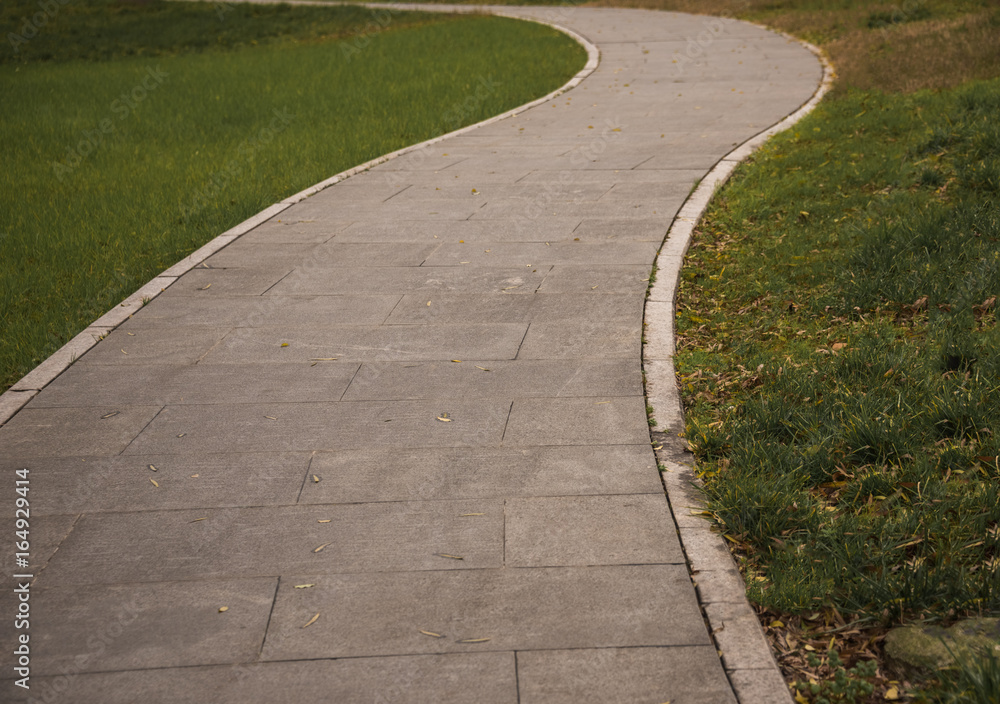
[0,405,161,456]
[303,445,662,503]
[6,655,519,704]
[262,565,707,661]
[24,578,276,676]
[0,453,310,515]
[506,495,683,567]
[342,359,642,401]
[504,397,650,445]
[200,323,528,364]
[122,399,513,454]
[43,501,504,585]
[26,362,361,407]
[0,4,822,700]
[517,647,738,704]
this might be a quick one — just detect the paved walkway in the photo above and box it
[2,7,821,703]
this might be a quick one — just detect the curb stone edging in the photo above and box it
[643,36,834,704]
[0,5,599,426]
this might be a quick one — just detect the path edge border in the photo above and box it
[0,5,600,426]
[642,34,835,704]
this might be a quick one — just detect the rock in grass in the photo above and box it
[885,618,1000,674]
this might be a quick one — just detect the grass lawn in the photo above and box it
[0,0,585,392]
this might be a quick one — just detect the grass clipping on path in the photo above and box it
[677,79,1000,700]
[0,1,585,392]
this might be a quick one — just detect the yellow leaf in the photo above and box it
[101,411,120,419]
[148,464,157,472]
[437,416,452,422]
[199,283,212,290]
[280,343,289,347]
[264,415,277,420]
[218,606,228,613]
[190,517,207,523]
[427,301,432,306]
[805,645,816,651]
[451,359,462,363]
[149,478,159,487]
[770,620,785,629]
[313,543,331,553]
[190,474,199,478]
[795,693,810,704]
[884,687,899,700]
[457,638,490,643]
[476,366,491,371]
[437,553,464,560]
[312,475,320,483]
[420,630,444,638]
[317,519,331,523]
[302,613,320,629]
[294,584,315,589]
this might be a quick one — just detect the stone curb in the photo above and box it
[0,4,600,426]
[643,34,834,704]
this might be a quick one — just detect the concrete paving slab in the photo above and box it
[26,361,361,407]
[0,404,161,457]
[261,565,707,661]
[303,445,661,503]
[516,321,641,359]
[336,218,583,243]
[117,294,400,329]
[342,359,641,401]
[506,494,683,567]
[161,266,294,297]
[1,452,310,515]
[25,578,276,676]
[271,266,550,296]
[7,655,519,704]
[72,325,230,366]
[237,218,352,244]
[536,265,651,293]
[385,292,643,325]
[504,397,650,446]
[122,399,513,454]
[213,241,441,269]
[43,501,504,585]
[200,323,528,364]
[517,647,738,704]
[424,241,659,267]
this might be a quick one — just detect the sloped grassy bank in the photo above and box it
[677,80,1000,701]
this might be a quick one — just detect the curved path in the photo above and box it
[1,7,822,703]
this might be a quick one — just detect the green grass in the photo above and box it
[677,80,1000,700]
[0,0,586,392]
